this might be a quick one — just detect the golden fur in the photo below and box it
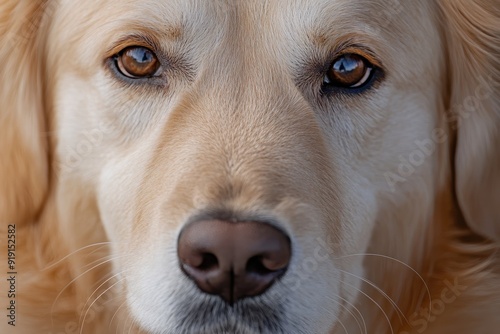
[0,0,499,333]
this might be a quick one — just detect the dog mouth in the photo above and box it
[169,295,288,334]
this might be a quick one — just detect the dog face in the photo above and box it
[49,1,440,332]
[1,0,498,333]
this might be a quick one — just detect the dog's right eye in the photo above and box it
[114,46,161,78]
[324,54,374,89]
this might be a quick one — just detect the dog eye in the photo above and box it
[115,46,161,78]
[324,54,374,89]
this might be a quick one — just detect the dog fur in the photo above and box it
[0,0,499,333]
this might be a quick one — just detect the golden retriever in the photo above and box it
[1,0,499,333]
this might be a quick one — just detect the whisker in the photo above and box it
[84,254,120,272]
[79,277,125,334]
[333,314,348,334]
[128,319,135,334]
[125,311,140,334]
[338,269,408,326]
[78,272,123,326]
[42,242,113,271]
[341,279,394,334]
[122,314,132,334]
[110,299,128,332]
[86,244,113,258]
[340,321,349,333]
[51,254,126,322]
[336,253,432,321]
[328,294,367,334]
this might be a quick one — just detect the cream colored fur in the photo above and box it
[0,0,499,333]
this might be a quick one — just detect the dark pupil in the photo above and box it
[129,48,153,64]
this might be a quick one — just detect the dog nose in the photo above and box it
[177,219,291,304]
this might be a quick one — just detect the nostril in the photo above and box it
[247,256,270,275]
[197,253,218,271]
[246,255,287,276]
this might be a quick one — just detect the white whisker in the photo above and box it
[338,269,408,326]
[341,279,394,334]
[50,254,126,323]
[79,277,124,334]
[42,242,113,271]
[110,299,128,332]
[328,294,367,334]
[78,272,123,326]
[336,253,432,321]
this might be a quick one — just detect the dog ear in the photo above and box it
[439,0,500,241]
[0,1,51,226]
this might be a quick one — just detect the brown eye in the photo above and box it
[116,46,161,78]
[324,54,373,88]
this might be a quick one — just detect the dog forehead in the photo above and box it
[55,0,403,40]
[54,0,435,57]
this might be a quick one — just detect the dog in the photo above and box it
[1,0,499,333]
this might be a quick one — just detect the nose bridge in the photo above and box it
[195,2,293,122]
[181,92,325,218]
[166,54,323,206]
[149,11,331,216]
[186,45,296,154]
[200,37,311,160]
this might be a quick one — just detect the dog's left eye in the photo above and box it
[115,46,161,78]
[324,54,374,89]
